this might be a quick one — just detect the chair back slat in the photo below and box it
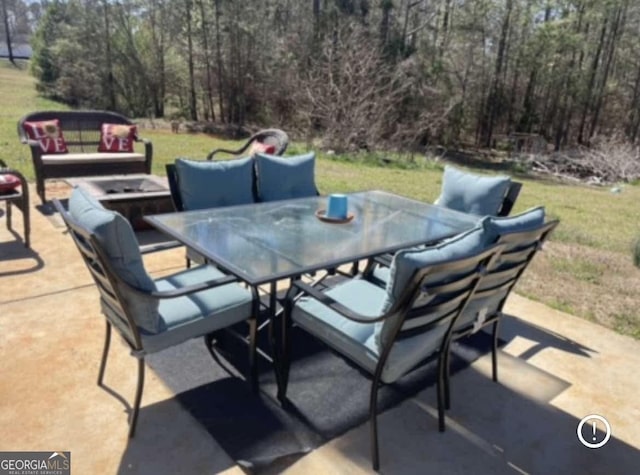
[455,219,559,333]
[52,199,144,350]
[387,244,503,342]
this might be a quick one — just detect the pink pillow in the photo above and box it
[98,124,137,153]
[23,119,69,154]
[249,141,277,155]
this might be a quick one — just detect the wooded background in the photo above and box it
[2,0,640,153]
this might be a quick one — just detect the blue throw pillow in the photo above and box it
[68,187,159,333]
[255,152,317,202]
[175,157,255,210]
[436,166,511,216]
[376,224,491,349]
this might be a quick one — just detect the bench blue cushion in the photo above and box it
[175,157,254,210]
[436,166,511,216]
[255,152,317,201]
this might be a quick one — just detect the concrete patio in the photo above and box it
[1,183,639,474]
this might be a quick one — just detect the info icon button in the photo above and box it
[577,414,611,449]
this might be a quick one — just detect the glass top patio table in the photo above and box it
[145,190,481,286]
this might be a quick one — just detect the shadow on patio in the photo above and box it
[1,183,638,474]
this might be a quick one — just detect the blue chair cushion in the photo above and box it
[175,157,255,210]
[141,265,253,353]
[68,187,159,333]
[293,279,450,384]
[378,224,490,348]
[255,152,317,202]
[484,206,545,243]
[436,166,511,216]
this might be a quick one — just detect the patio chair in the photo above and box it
[166,157,256,267]
[435,165,522,217]
[278,226,504,470]
[365,169,522,281]
[206,128,289,160]
[53,187,258,438]
[446,209,558,398]
[0,160,30,247]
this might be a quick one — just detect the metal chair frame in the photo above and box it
[445,220,559,408]
[278,244,504,470]
[53,199,258,438]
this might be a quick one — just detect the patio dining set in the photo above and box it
[10,114,558,471]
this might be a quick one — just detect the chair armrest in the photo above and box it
[291,280,391,324]
[139,240,183,255]
[121,272,241,299]
[206,145,250,160]
[373,254,393,268]
[135,137,153,172]
[22,138,40,147]
[150,273,240,298]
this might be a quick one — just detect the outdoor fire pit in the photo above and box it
[67,175,174,230]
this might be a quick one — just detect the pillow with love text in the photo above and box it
[98,124,137,153]
[23,119,69,154]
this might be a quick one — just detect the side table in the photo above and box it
[0,160,30,248]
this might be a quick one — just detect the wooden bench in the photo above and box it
[18,110,153,203]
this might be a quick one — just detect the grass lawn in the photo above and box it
[2,60,639,339]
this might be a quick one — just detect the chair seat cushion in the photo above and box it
[255,152,317,201]
[175,157,254,210]
[436,165,511,216]
[42,152,145,164]
[293,279,449,383]
[142,265,253,353]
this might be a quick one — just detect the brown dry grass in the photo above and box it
[518,242,640,339]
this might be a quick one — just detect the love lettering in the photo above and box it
[39,137,67,152]
[102,135,131,151]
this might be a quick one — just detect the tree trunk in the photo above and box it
[185,0,198,121]
[197,0,215,121]
[101,0,116,110]
[214,0,225,122]
[481,0,513,147]
[577,15,608,144]
[589,3,626,140]
[1,0,14,64]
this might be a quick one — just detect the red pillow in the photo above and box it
[23,119,69,154]
[249,141,277,155]
[98,124,137,153]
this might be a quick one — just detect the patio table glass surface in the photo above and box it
[145,190,481,286]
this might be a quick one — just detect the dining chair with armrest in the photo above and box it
[447,210,558,396]
[278,225,503,470]
[54,187,258,438]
